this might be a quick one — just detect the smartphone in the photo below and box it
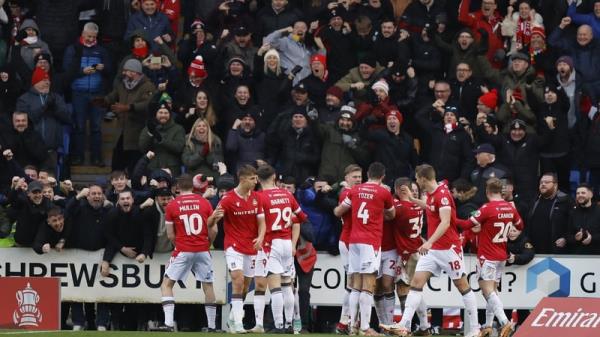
[91,64,98,69]
[150,57,162,65]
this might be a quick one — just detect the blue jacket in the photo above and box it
[549,27,600,85]
[567,3,600,39]
[297,187,336,250]
[125,11,173,50]
[63,42,112,93]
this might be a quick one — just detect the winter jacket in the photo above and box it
[416,107,474,182]
[225,127,266,173]
[403,0,447,32]
[63,41,112,93]
[458,0,504,68]
[0,124,49,168]
[7,189,53,246]
[255,5,303,42]
[534,89,571,157]
[372,32,410,69]
[181,135,224,178]
[470,160,512,205]
[433,28,488,80]
[567,2,600,41]
[549,27,600,101]
[506,232,535,266]
[567,203,600,254]
[317,26,355,83]
[102,205,152,262]
[297,186,337,251]
[65,198,111,251]
[125,10,174,50]
[410,34,442,100]
[10,19,52,89]
[449,76,485,123]
[16,89,70,151]
[301,73,334,109]
[33,223,68,255]
[317,123,370,182]
[253,58,292,128]
[526,191,572,254]
[139,118,186,176]
[264,30,314,84]
[104,75,156,151]
[335,64,385,104]
[271,124,321,184]
[364,128,419,186]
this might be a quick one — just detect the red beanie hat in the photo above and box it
[531,26,546,39]
[310,53,327,67]
[326,86,343,101]
[385,109,403,124]
[188,56,207,79]
[478,89,498,109]
[31,66,49,86]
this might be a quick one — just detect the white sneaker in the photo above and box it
[97,326,107,331]
[72,325,83,331]
[230,322,247,334]
[248,325,265,333]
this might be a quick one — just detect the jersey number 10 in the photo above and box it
[179,213,204,235]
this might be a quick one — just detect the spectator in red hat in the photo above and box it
[364,108,418,186]
[477,88,499,115]
[300,52,332,107]
[173,55,215,120]
[16,66,70,175]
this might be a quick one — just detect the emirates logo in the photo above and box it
[13,283,43,327]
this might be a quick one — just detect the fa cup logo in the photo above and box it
[13,283,43,327]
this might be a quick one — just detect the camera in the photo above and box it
[291,65,303,76]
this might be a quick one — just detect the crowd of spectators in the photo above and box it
[0,0,600,332]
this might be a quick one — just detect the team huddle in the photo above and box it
[150,162,521,337]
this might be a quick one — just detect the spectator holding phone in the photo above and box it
[63,22,112,167]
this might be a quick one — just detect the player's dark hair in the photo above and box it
[394,177,412,189]
[486,177,503,194]
[177,174,194,191]
[257,164,276,181]
[282,176,296,186]
[344,164,362,176]
[451,178,474,193]
[88,183,104,192]
[237,164,257,178]
[415,164,436,181]
[367,162,386,179]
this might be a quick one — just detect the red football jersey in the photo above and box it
[382,218,396,251]
[258,188,305,244]
[165,193,214,253]
[219,189,265,255]
[343,182,394,249]
[426,183,461,250]
[339,188,353,245]
[392,199,425,257]
[470,200,523,260]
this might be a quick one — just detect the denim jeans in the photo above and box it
[71,91,103,161]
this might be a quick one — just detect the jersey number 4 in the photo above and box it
[358,202,369,224]
[179,213,204,235]
[492,221,512,243]
[270,207,292,231]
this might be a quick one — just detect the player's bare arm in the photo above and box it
[165,221,175,243]
[334,202,351,217]
[253,214,266,250]
[384,206,396,220]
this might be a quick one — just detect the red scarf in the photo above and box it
[79,36,97,48]
[516,17,532,46]
[132,46,149,59]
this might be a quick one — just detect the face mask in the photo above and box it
[79,36,97,48]
[24,36,38,44]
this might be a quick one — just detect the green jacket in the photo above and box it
[181,135,224,178]
[335,64,385,103]
[317,123,370,182]
[105,76,156,151]
[139,118,186,176]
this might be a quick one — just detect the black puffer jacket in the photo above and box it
[364,128,419,187]
[416,107,474,183]
[566,203,600,255]
[65,198,111,251]
[7,189,53,247]
[272,124,321,184]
